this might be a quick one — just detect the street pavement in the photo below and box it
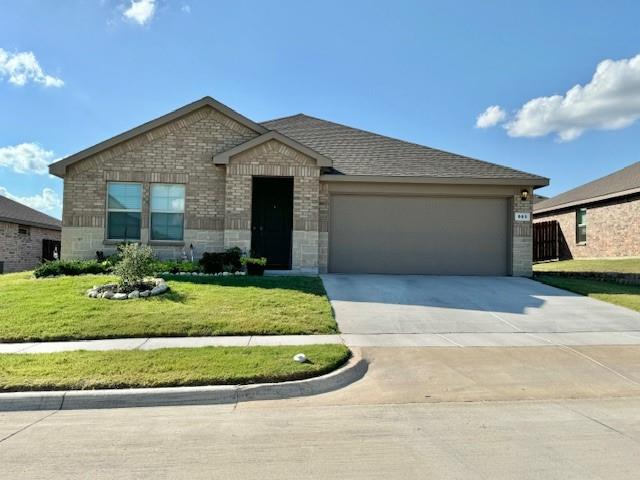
[2,345,640,479]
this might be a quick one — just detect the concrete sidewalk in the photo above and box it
[4,331,640,353]
[0,335,343,354]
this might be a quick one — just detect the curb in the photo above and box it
[0,350,367,412]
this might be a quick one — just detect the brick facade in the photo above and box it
[223,139,321,272]
[61,106,323,272]
[59,104,535,275]
[534,195,640,259]
[0,221,61,273]
[512,193,533,276]
[62,106,257,260]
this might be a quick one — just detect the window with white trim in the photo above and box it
[576,207,587,244]
[150,184,185,241]
[107,182,142,240]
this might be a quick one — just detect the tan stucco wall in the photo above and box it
[0,221,61,273]
[534,196,640,259]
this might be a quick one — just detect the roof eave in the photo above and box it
[48,96,269,178]
[320,174,549,187]
[212,131,333,167]
[0,216,62,231]
[534,186,640,215]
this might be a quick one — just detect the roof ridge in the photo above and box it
[260,113,306,125]
[534,160,640,212]
[265,113,546,180]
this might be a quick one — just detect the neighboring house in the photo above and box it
[534,161,640,259]
[0,195,62,273]
[49,96,548,276]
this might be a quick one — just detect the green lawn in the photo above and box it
[0,273,337,342]
[536,275,640,313]
[534,258,640,274]
[0,344,350,392]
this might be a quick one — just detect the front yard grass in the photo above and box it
[0,344,350,392]
[536,275,640,313]
[534,258,640,274]
[0,272,337,342]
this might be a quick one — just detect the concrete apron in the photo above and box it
[243,345,640,409]
[0,351,367,412]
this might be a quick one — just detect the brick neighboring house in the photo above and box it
[0,195,62,273]
[533,161,640,259]
[49,96,548,276]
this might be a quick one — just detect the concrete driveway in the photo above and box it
[321,275,640,346]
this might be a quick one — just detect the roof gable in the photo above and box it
[49,97,268,178]
[0,195,61,230]
[535,161,640,213]
[212,131,332,167]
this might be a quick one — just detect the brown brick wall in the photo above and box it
[0,221,61,273]
[534,196,640,258]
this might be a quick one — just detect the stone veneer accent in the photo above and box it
[223,139,321,272]
[534,195,640,259]
[512,194,533,277]
[0,221,61,273]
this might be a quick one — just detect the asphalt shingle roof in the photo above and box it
[263,114,547,182]
[0,195,61,230]
[534,161,640,213]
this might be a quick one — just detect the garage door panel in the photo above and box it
[329,195,509,275]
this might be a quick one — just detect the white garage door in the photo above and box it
[329,195,509,275]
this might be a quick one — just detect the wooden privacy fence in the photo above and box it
[533,220,559,262]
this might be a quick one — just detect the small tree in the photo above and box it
[112,243,154,287]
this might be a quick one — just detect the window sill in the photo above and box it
[148,240,185,247]
[103,239,141,245]
[576,242,587,246]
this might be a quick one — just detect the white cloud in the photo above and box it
[0,143,55,175]
[0,48,64,87]
[0,187,62,214]
[181,4,191,14]
[123,0,156,25]
[505,53,640,141]
[475,105,506,128]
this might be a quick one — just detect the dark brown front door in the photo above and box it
[251,177,293,269]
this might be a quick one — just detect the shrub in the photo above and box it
[151,260,201,274]
[34,260,110,278]
[199,252,224,274]
[199,248,243,274]
[241,256,267,276]
[112,243,155,287]
[240,256,267,266]
[222,247,242,271]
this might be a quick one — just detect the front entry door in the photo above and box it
[251,177,294,269]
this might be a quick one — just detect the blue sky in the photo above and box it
[1,0,640,219]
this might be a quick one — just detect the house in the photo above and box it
[0,195,62,273]
[49,96,548,276]
[533,161,640,259]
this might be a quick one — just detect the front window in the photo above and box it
[576,207,587,244]
[107,183,142,240]
[150,184,185,241]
